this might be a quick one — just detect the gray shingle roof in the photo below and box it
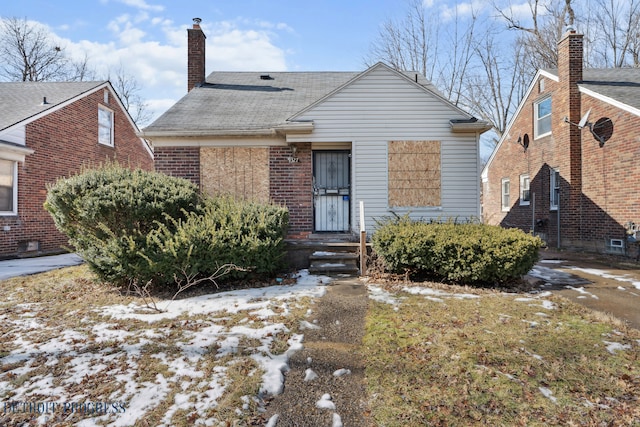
[0,81,107,132]
[544,68,640,112]
[143,71,358,135]
[580,68,640,111]
[142,66,444,136]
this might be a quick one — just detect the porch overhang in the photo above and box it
[139,128,278,139]
[275,121,314,135]
[449,118,492,133]
[0,140,34,162]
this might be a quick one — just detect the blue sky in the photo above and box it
[2,0,530,136]
[3,0,413,123]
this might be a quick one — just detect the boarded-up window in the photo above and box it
[200,147,269,203]
[388,140,441,207]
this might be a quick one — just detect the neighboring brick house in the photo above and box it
[0,81,154,258]
[142,19,490,239]
[481,29,640,254]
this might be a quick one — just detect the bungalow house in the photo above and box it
[0,81,154,258]
[142,19,490,243]
[481,29,640,255]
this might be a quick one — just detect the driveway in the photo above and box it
[527,249,640,330]
[0,253,83,280]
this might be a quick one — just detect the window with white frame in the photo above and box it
[98,105,114,146]
[550,167,560,210]
[501,178,510,211]
[534,96,552,138]
[519,174,530,205]
[0,159,16,215]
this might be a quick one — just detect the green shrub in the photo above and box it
[141,196,289,286]
[45,164,289,291]
[371,216,542,286]
[45,164,202,285]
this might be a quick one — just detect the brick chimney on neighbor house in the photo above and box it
[187,17,206,92]
[556,27,584,242]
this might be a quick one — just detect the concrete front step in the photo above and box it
[308,251,359,275]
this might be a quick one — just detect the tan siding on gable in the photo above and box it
[200,147,269,203]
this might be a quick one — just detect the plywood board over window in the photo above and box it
[200,147,269,203]
[388,140,441,207]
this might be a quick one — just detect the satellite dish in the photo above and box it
[522,134,530,151]
[578,109,591,129]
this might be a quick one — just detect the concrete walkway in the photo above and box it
[0,253,84,280]
[528,249,640,330]
[263,278,371,426]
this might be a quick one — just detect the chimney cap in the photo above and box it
[193,17,202,27]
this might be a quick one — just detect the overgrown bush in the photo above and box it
[371,216,542,286]
[140,196,289,286]
[45,164,288,291]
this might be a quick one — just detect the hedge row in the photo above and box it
[371,216,542,286]
[45,164,288,291]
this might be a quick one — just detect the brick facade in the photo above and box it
[269,143,313,238]
[0,88,153,258]
[154,146,200,187]
[483,30,640,253]
[155,143,315,238]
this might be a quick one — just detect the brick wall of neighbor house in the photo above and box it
[269,143,313,238]
[484,30,640,252]
[483,73,560,235]
[154,146,200,187]
[579,94,640,248]
[0,89,153,258]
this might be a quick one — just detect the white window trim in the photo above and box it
[519,174,530,206]
[0,159,18,216]
[501,178,510,212]
[550,167,559,211]
[98,105,114,147]
[534,96,552,139]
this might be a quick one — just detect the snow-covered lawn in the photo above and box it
[0,270,330,426]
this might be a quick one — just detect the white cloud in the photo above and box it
[58,14,288,122]
[495,0,553,25]
[117,0,164,12]
[439,1,489,21]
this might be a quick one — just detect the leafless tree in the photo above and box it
[107,64,153,126]
[496,0,576,69]
[435,5,478,106]
[586,0,640,67]
[0,17,72,81]
[0,17,152,125]
[461,28,530,138]
[366,0,440,81]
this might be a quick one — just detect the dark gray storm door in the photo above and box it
[313,151,351,232]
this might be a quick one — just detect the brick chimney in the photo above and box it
[556,28,584,244]
[187,18,206,92]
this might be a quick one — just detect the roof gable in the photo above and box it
[0,81,109,132]
[289,62,472,122]
[482,67,640,178]
[142,62,478,138]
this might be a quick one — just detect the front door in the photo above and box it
[313,151,350,232]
